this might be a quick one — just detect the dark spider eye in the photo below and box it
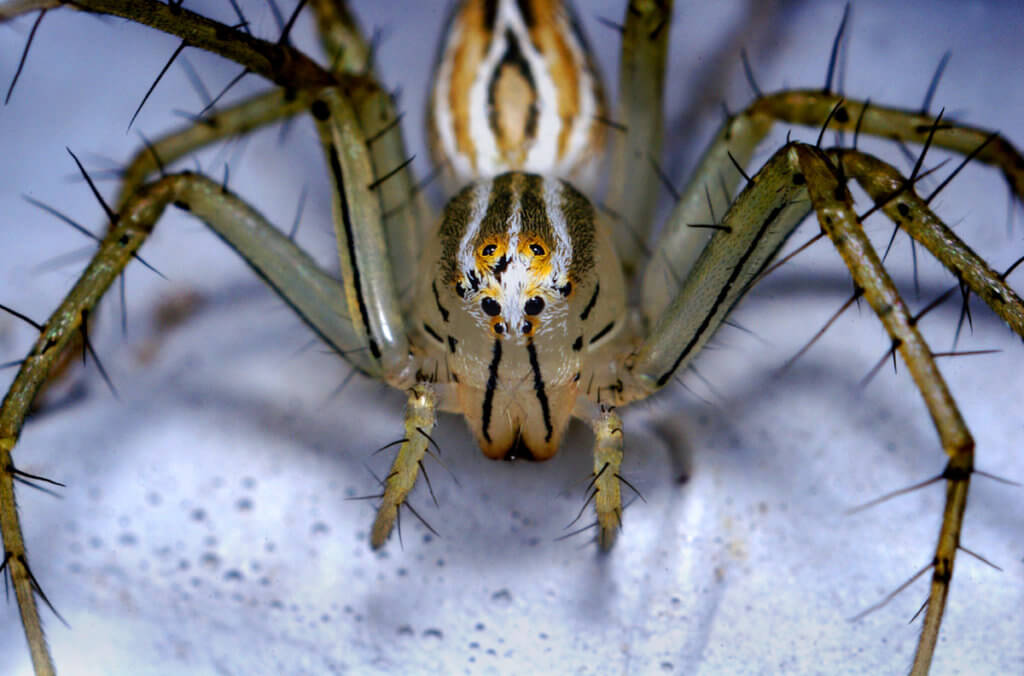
[482,244,497,256]
[524,296,545,315]
[494,322,505,334]
[559,282,572,297]
[481,297,501,316]
[530,243,545,256]
[521,322,532,334]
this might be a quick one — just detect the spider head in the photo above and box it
[418,172,624,460]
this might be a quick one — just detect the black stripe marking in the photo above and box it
[491,254,510,279]
[589,321,615,345]
[423,323,444,344]
[483,0,498,30]
[447,335,458,354]
[572,335,583,351]
[327,143,381,360]
[515,0,535,27]
[526,341,553,442]
[488,30,538,142]
[580,282,600,320]
[481,339,503,443]
[656,204,786,387]
[431,281,450,322]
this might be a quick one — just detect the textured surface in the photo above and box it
[0,1,1022,674]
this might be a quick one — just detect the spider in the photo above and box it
[0,0,1022,674]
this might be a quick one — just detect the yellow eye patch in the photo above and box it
[518,236,555,286]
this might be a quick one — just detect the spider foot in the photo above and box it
[590,408,624,551]
[370,384,436,548]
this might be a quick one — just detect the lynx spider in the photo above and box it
[0,1,1022,674]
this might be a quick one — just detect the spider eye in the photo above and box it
[529,243,545,256]
[520,321,532,334]
[524,296,545,315]
[494,322,505,335]
[481,297,502,316]
[481,244,497,256]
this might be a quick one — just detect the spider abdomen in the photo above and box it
[429,0,606,190]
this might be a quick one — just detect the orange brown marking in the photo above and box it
[526,0,581,162]
[448,2,491,172]
[492,60,535,166]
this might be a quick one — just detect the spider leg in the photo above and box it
[0,5,432,666]
[309,0,377,76]
[312,0,432,305]
[0,162,391,673]
[115,89,313,211]
[347,80,432,306]
[640,111,773,320]
[121,13,428,341]
[626,138,1024,675]
[794,145,975,676]
[0,455,51,675]
[603,0,672,273]
[2,0,334,90]
[641,93,1024,322]
[309,86,413,381]
[104,2,429,306]
[12,0,415,398]
[0,1,422,381]
[629,86,1023,667]
[590,407,625,551]
[750,91,1024,198]
[370,384,437,548]
[628,142,812,389]
[832,149,1024,335]
[109,0,377,210]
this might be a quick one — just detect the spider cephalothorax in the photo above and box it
[417,171,625,459]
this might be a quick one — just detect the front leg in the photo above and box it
[590,407,625,551]
[371,384,437,548]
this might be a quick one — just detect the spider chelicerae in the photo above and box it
[0,1,1022,674]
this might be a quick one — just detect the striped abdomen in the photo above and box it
[429,0,606,189]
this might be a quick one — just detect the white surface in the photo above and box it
[0,1,1022,674]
